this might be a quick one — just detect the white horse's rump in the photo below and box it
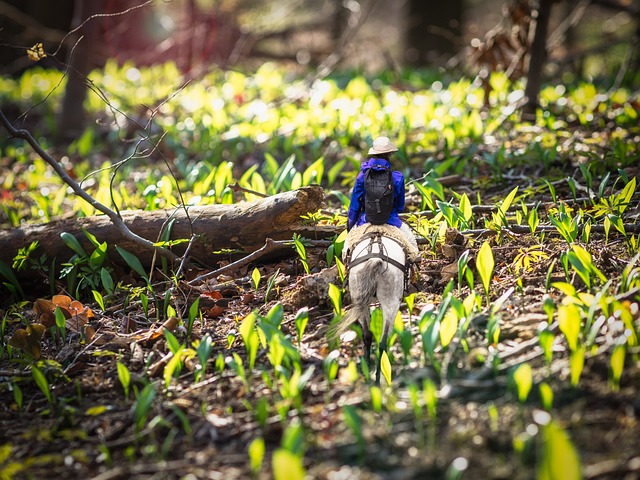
[330,225,410,383]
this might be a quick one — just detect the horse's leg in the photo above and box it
[363,325,373,370]
[375,333,388,385]
[376,269,404,385]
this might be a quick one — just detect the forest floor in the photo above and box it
[1,146,640,480]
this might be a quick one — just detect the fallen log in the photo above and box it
[1,186,331,275]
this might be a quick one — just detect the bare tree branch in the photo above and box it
[0,108,178,263]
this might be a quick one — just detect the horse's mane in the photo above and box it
[344,223,419,262]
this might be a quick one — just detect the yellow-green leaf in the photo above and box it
[439,308,458,348]
[248,437,265,474]
[380,350,392,385]
[477,241,495,298]
[513,363,533,403]
[273,449,305,480]
[558,303,581,352]
[570,346,586,387]
[539,382,554,411]
[86,405,108,416]
[609,344,626,391]
[537,420,582,480]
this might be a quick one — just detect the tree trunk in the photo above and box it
[1,186,328,276]
[523,0,555,118]
[57,0,103,140]
[405,0,463,65]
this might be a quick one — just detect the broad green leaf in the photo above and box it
[115,246,148,281]
[100,268,114,294]
[609,344,626,391]
[164,347,184,388]
[537,420,582,480]
[32,366,52,404]
[380,350,392,385]
[513,363,532,403]
[89,242,108,267]
[272,449,305,480]
[81,228,101,248]
[163,329,181,354]
[618,176,636,213]
[370,385,382,412]
[570,346,586,387]
[117,361,131,398]
[251,267,261,290]
[539,382,554,411]
[439,307,458,348]
[459,193,472,222]
[370,308,383,345]
[134,383,157,432]
[92,290,105,311]
[558,303,581,352]
[553,282,577,298]
[476,241,495,298]
[328,283,343,316]
[248,437,265,474]
[499,186,518,215]
[60,232,86,257]
[86,405,109,416]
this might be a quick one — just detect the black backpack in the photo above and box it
[364,167,394,224]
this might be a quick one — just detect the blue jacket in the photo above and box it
[347,158,405,229]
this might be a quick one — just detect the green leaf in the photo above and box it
[570,346,586,387]
[89,242,108,268]
[476,241,495,299]
[370,385,382,412]
[100,268,114,294]
[164,329,181,354]
[239,312,258,370]
[0,260,24,297]
[32,366,52,404]
[248,437,265,474]
[617,176,636,213]
[558,303,581,352]
[188,297,200,325]
[251,267,261,291]
[92,290,105,310]
[537,419,582,480]
[609,344,626,391]
[539,382,554,411]
[328,283,343,316]
[115,246,148,282]
[117,361,131,398]
[513,363,532,403]
[60,232,86,257]
[370,308,383,345]
[134,383,157,432]
[459,193,472,223]
[272,449,305,480]
[439,307,458,348]
[499,186,518,215]
[552,282,577,298]
[380,350,392,385]
[164,347,184,388]
[81,228,102,248]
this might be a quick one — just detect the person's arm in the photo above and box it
[347,173,365,229]
[393,171,405,213]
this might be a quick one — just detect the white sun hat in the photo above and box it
[368,136,398,155]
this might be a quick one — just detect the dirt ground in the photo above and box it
[1,173,640,480]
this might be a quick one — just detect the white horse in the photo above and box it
[330,224,417,384]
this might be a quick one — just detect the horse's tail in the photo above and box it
[327,258,384,342]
